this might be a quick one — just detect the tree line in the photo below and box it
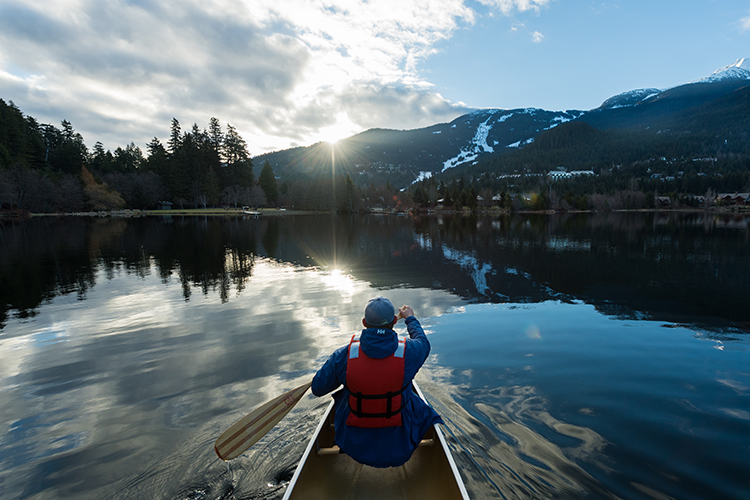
[0,99,259,211]
[0,99,280,212]
[0,99,415,214]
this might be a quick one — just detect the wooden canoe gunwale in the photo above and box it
[282,381,469,500]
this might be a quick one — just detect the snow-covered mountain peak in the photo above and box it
[598,88,662,110]
[697,58,750,83]
[723,57,749,71]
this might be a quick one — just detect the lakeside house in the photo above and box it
[655,196,671,208]
[716,193,750,206]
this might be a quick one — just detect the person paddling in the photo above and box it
[311,296,442,468]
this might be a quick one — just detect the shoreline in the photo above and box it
[3,206,748,220]
[24,208,327,218]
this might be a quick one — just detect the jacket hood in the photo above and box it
[359,328,398,359]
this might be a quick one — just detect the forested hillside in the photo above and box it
[414,84,750,211]
[412,121,750,211]
[255,108,583,187]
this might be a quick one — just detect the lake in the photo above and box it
[1,212,749,499]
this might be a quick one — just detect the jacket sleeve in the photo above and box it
[403,316,430,381]
[311,345,348,397]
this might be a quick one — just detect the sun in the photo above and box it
[319,128,347,145]
[317,115,358,144]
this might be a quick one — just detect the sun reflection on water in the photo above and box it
[320,269,361,296]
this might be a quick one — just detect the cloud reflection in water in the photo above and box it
[0,254,463,499]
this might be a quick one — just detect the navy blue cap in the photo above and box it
[364,296,396,327]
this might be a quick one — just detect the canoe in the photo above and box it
[282,382,470,500]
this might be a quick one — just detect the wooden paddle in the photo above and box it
[214,381,312,461]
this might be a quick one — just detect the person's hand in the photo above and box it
[398,305,415,320]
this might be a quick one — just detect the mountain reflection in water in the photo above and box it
[0,213,748,500]
[2,213,749,330]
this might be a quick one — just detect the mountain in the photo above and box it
[696,57,750,83]
[578,58,750,133]
[255,108,582,187]
[255,58,750,189]
[597,88,662,110]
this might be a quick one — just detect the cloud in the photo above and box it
[0,0,483,152]
[531,31,545,43]
[741,14,750,32]
[337,83,472,130]
[0,0,546,153]
[476,0,552,15]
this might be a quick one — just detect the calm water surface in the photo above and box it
[1,213,749,499]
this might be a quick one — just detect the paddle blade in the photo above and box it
[214,382,311,461]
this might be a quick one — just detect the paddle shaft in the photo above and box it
[214,381,312,461]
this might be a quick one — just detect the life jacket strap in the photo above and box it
[347,383,410,419]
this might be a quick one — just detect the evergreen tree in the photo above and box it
[90,141,114,174]
[205,166,220,206]
[44,121,87,174]
[166,127,192,204]
[338,174,359,213]
[412,184,429,208]
[258,161,278,205]
[0,100,26,166]
[21,115,46,168]
[223,124,248,164]
[443,187,453,207]
[467,187,478,211]
[90,141,107,170]
[458,189,469,208]
[191,122,202,139]
[449,186,460,207]
[222,124,254,189]
[144,137,167,176]
[112,142,143,173]
[208,117,223,157]
[168,118,181,154]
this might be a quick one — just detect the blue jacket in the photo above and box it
[312,316,443,468]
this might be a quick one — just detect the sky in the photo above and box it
[0,0,748,156]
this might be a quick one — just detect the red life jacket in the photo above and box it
[346,333,407,428]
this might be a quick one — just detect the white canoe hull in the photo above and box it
[282,382,469,500]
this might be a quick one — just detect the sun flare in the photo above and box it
[317,114,358,145]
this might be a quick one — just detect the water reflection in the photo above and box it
[427,383,613,500]
[0,252,462,499]
[1,213,749,499]
[420,302,750,500]
[411,213,749,328]
[2,213,749,331]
